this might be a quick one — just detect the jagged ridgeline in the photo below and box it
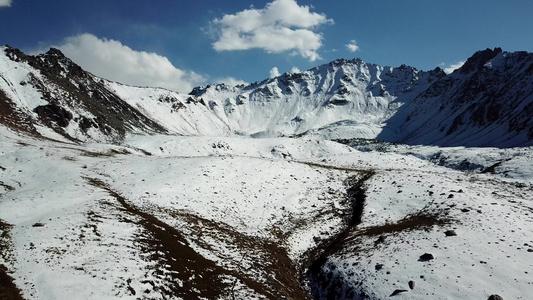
[1,46,532,146]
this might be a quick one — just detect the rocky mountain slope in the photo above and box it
[387,48,533,147]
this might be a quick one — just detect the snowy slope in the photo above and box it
[190,60,443,139]
[1,123,533,299]
[0,125,360,299]
[103,81,232,136]
[308,150,533,299]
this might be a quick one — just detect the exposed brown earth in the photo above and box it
[86,177,312,299]
[0,220,23,300]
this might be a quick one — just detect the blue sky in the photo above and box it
[1,0,532,92]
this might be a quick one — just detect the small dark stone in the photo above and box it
[408,280,415,290]
[420,253,434,260]
[32,222,45,227]
[448,194,454,198]
[527,249,533,253]
[390,289,408,296]
[375,235,386,245]
[488,295,503,300]
[375,263,384,271]
[444,230,457,237]
[461,208,470,213]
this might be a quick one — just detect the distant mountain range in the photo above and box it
[1,46,532,147]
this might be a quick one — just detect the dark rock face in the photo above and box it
[34,104,73,127]
[460,48,503,74]
[488,294,503,300]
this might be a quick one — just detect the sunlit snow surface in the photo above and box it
[1,126,532,299]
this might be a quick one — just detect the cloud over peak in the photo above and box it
[346,40,359,53]
[443,61,465,74]
[0,0,12,7]
[269,67,281,78]
[210,0,332,61]
[56,33,204,92]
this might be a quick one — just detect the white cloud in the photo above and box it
[0,0,12,7]
[215,77,248,87]
[55,33,205,92]
[443,61,465,74]
[210,0,332,61]
[270,67,281,78]
[291,66,301,73]
[346,40,359,52]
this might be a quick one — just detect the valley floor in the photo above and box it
[1,128,532,299]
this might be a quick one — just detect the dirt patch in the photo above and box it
[86,177,230,298]
[0,181,15,192]
[0,89,39,137]
[86,177,311,299]
[354,210,450,238]
[167,209,311,299]
[0,220,24,300]
[80,148,131,158]
[0,266,24,300]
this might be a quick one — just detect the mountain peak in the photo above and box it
[44,47,67,59]
[459,47,503,74]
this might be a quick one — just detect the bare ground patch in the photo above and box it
[0,220,24,300]
[85,177,311,299]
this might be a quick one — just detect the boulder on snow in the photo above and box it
[419,253,434,261]
[444,230,457,237]
[488,295,503,300]
[408,280,415,290]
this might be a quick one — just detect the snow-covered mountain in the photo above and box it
[2,46,533,147]
[388,48,533,147]
[1,45,533,300]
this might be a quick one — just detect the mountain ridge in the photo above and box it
[1,46,532,147]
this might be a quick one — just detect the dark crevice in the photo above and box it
[304,171,452,299]
[300,170,375,299]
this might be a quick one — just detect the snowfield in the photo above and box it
[1,124,532,299]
